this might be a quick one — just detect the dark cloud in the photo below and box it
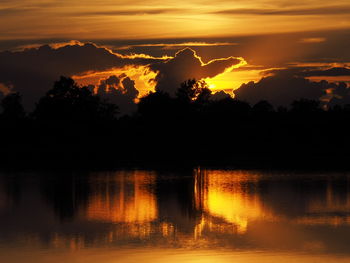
[212,6,350,16]
[234,72,329,107]
[241,67,350,107]
[301,67,350,77]
[210,90,232,101]
[1,28,349,66]
[2,38,348,113]
[0,42,245,111]
[96,74,139,115]
[0,43,160,109]
[263,66,350,79]
[328,82,350,107]
[150,48,242,95]
[104,29,350,68]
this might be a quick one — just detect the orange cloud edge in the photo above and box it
[66,41,251,98]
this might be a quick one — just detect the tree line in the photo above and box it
[1,76,350,169]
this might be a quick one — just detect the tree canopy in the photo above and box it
[33,76,118,122]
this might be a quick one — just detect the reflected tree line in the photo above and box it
[1,76,350,167]
[2,170,350,252]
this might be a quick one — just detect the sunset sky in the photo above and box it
[0,0,349,112]
[1,0,349,39]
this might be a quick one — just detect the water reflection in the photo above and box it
[1,169,350,261]
[83,171,158,240]
[85,171,157,223]
[297,176,350,226]
[195,169,274,235]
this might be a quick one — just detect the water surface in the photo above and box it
[1,169,350,262]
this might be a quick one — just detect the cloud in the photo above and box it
[212,6,350,16]
[96,74,139,114]
[149,48,245,95]
[0,4,52,16]
[0,7,30,16]
[234,72,329,107]
[263,66,350,79]
[210,90,232,100]
[9,39,348,113]
[237,66,350,107]
[301,67,350,77]
[0,41,246,112]
[328,82,350,107]
[299,38,326,44]
[0,42,164,109]
[72,8,182,16]
[117,42,238,50]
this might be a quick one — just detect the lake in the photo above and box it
[1,169,350,262]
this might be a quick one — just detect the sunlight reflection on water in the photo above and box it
[1,169,350,262]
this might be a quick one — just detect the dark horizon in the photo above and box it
[0,76,350,169]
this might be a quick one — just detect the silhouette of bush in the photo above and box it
[33,76,118,122]
[207,97,251,119]
[0,92,26,121]
[138,90,175,119]
[0,76,350,168]
[176,79,211,104]
[253,100,275,113]
[290,99,321,113]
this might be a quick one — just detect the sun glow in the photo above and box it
[73,47,251,98]
[205,67,264,93]
[73,65,158,97]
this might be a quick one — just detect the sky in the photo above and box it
[0,0,349,113]
[1,0,349,39]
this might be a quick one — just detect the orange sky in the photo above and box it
[0,1,349,108]
[0,0,349,39]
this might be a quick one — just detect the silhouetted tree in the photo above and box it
[33,76,118,122]
[176,79,211,104]
[291,99,321,113]
[138,90,175,119]
[253,100,274,113]
[277,106,288,113]
[2,71,350,168]
[343,104,350,112]
[207,97,251,119]
[195,85,212,105]
[0,92,25,120]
